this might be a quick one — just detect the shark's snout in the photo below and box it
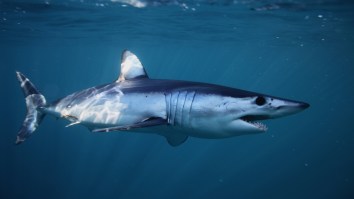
[271,99,310,119]
[299,102,310,109]
[277,102,309,110]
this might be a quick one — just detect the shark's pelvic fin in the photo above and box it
[117,50,149,82]
[92,117,167,133]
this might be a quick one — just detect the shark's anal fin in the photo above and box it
[92,117,167,133]
[62,114,81,127]
[65,121,81,127]
[164,134,188,147]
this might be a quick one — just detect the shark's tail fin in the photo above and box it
[15,71,47,145]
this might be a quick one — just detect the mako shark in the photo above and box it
[15,50,309,146]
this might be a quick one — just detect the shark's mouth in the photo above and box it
[240,115,268,131]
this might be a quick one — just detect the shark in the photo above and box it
[15,50,309,146]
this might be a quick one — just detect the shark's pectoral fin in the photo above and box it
[92,117,167,133]
[164,134,188,147]
[92,126,125,133]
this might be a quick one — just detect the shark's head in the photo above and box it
[223,95,309,133]
[189,90,310,138]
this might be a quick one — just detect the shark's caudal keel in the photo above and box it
[15,50,309,146]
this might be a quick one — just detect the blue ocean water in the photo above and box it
[1,0,354,198]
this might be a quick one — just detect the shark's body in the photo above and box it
[16,50,309,146]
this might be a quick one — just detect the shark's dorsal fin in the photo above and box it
[117,50,149,82]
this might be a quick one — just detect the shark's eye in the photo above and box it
[255,96,266,106]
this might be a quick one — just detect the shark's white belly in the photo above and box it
[53,92,167,128]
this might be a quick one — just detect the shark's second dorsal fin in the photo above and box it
[117,50,149,82]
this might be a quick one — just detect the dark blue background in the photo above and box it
[1,1,353,198]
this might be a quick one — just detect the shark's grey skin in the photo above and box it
[16,50,309,146]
